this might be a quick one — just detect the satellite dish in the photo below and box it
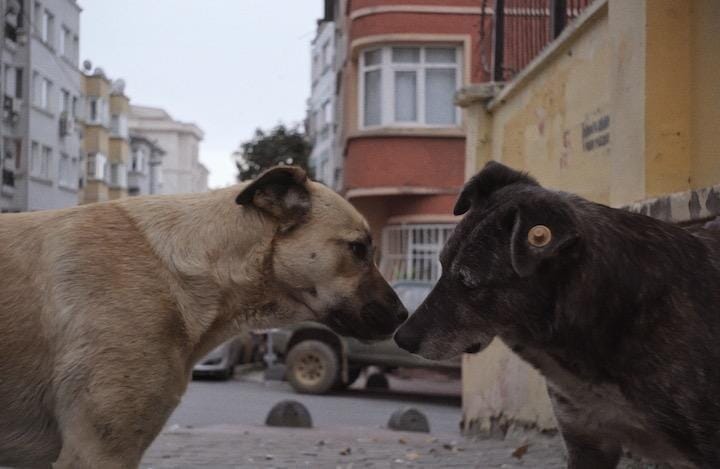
[112,79,126,94]
[82,60,92,72]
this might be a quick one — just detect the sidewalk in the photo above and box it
[141,424,566,468]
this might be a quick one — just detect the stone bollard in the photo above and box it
[265,400,313,428]
[387,407,430,433]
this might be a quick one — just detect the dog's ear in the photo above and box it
[509,204,579,277]
[454,161,539,216]
[236,166,310,230]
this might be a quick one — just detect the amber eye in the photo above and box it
[528,225,552,247]
[349,242,368,260]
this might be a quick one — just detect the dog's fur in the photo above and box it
[395,162,720,468]
[0,166,407,468]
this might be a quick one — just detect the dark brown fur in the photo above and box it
[396,162,720,468]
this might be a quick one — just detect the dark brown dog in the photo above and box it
[395,162,720,468]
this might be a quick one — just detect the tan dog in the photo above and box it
[0,166,407,468]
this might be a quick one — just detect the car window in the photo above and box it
[393,284,431,313]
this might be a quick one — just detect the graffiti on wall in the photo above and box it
[582,113,610,152]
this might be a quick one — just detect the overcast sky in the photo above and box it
[79,0,322,188]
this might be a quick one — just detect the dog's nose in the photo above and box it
[393,325,420,353]
[395,305,409,323]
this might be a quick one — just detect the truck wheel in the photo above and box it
[286,340,339,394]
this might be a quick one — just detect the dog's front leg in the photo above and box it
[548,388,621,469]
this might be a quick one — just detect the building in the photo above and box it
[1,0,83,212]
[325,0,494,283]
[307,15,339,189]
[128,104,208,194]
[128,132,164,196]
[80,67,132,203]
[457,0,720,435]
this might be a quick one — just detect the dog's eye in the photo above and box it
[348,242,368,260]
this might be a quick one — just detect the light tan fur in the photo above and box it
[0,168,405,468]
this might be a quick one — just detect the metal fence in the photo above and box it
[380,224,456,283]
[486,0,595,81]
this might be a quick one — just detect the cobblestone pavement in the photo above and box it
[142,424,567,468]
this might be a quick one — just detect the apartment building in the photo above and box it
[322,0,491,283]
[80,68,132,204]
[1,0,82,212]
[307,17,339,189]
[128,133,164,196]
[129,104,208,194]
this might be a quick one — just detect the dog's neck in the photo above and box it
[117,189,288,364]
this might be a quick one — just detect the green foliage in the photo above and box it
[235,124,312,182]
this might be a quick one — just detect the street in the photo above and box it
[141,370,569,468]
[167,370,463,434]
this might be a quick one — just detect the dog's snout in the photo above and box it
[395,304,409,323]
[394,325,420,354]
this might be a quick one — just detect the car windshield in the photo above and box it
[393,284,432,313]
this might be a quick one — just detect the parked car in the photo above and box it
[192,333,255,380]
[270,281,460,394]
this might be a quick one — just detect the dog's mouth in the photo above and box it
[464,342,484,354]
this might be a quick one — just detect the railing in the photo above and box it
[488,0,595,81]
[380,224,456,283]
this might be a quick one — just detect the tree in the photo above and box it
[234,124,312,182]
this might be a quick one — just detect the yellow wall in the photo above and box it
[84,126,110,155]
[644,0,692,196]
[488,7,611,203]
[84,75,111,97]
[109,139,129,164]
[82,181,109,204]
[690,0,720,188]
[110,94,130,115]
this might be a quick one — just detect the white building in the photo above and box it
[1,0,83,212]
[306,18,339,190]
[128,104,208,194]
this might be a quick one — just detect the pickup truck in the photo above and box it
[269,281,460,394]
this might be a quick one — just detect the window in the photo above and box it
[110,114,128,138]
[380,224,456,283]
[59,25,70,57]
[359,46,461,128]
[109,163,127,188]
[86,153,107,181]
[3,65,13,97]
[58,152,76,188]
[322,41,332,71]
[87,97,108,125]
[60,89,69,114]
[30,143,51,180]
[33,2,41,35]
[14,68,22,99]
[131,148,146,174]
[71,96,77,118]
[72,36,79,65]
[41,9,54,46]
[33,72,52,111]
[322,100,332,125]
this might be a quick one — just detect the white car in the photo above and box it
[192,334,251,380]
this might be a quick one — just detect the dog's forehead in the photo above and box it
[308,181,370,234]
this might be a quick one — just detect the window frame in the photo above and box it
[358,45,463,130]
